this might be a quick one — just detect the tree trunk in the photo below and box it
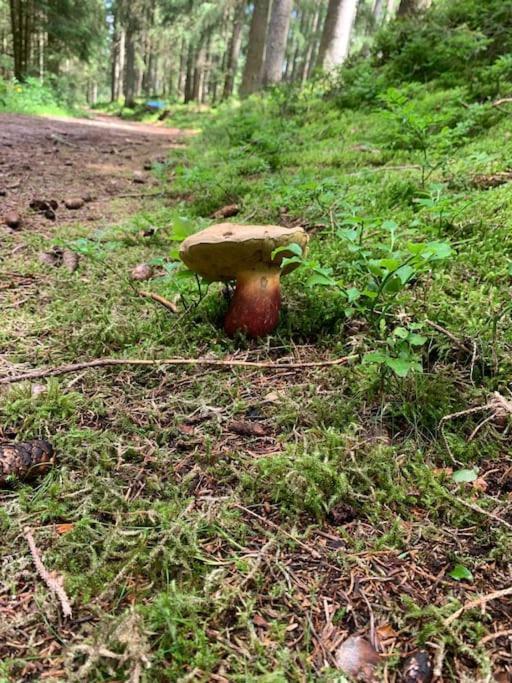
[302,6,321,81]
[262,0,293,86]
[9,0,34,81]
[240,0,271,96]
[397,0,431,17]
[124,29,137,107]
[111,11,124,102]
[316,0,358,71]
[222,0,245,100]
[184,40,195,103]
[177,36,187,99]
[372,0,385,23]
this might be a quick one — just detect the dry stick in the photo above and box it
[24,527,72,618]
[443,585,512,627]
[234,504,322,559]
[139,290,178,314]
[425,318,473,355]
[452,495,512,532]
[0,354,356,386]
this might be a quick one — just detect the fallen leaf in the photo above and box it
[253,614,269,628]
[228,420,269,437]
[335,635,380,681]
[56,523,74,535]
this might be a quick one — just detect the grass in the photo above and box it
[0,78,79,118]
[1,81,512,681]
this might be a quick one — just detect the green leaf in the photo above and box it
[393,327,409,340]
[171,217,197,242]
[383,276,403,293]
[346,287,361,303]
[306,272,336,287]
[449,564,473,582]
[452,468,478,483]
[272,242,304,259]
[408,333,427,346]
[379,258,401,272]
[280,256,303,269]
[385,357,415,377]
[363,351,388,365]
[336,228,358,242]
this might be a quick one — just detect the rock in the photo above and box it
[0,439,55,486]
[64,160,73,166]
[64,197,84,210]
[130,263,154,281]
[4,211,21,229]
[62,249,80,273]
[82,193,96,203]
[132,171,146,184]
[143,161,153,171]
[402,651,433,683]
[335,636,381,682]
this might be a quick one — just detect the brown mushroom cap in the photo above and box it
[179,223,308,281]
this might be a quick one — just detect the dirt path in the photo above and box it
[0,112,190,235]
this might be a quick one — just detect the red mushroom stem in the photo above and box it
[224,266,282,337]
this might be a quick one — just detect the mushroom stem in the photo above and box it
[224,267,282,337]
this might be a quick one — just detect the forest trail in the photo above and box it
[0,112,191,234]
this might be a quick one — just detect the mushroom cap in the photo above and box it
[179,223,308,281]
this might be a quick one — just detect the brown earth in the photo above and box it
[0,112,190,236]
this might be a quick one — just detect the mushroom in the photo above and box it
[179,223,308,337]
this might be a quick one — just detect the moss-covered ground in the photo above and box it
[1,84,511,681]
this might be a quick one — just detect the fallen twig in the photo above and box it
[139,290,178,314]
[0,354,356,386]
[444,585,512,627]
[426,319,473,355]
[234,504,322,559]
[451,495,512,532]
[24,526,72,618]
[492,97,512,107]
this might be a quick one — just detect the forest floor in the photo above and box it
[1,101,512,683]
[0,112,191,233]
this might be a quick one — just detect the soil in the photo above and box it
[0,112,190,235]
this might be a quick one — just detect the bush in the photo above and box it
[0,77,75,116]
[328,0,512,107]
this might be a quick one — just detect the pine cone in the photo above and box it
[0,440,55,486]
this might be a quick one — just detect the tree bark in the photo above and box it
[302,6,321,81]
[9,0,34,81]
[316,0,358,71]
[262,0,293,86]
[240,0,271,96]
[222,0,245,99]
[397,0,431,17]
[184,39,195,103]
[124,29,137,107]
